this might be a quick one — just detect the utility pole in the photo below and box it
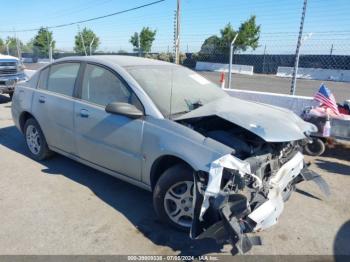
[175,0,181,64]
[290,0,308,95]
[173,11,177,56]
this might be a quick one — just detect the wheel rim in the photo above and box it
[26,125,41,155]
[164,181,194,228]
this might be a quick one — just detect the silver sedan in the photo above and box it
[11,56,328,253]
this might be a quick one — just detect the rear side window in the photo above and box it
[47,63,80,96]
[37,67,49,90]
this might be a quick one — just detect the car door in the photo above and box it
[74,63,144,181]
[32,62,81,155]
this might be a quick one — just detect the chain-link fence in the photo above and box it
[1,0,349,96]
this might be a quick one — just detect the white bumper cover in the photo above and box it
[202,152,304,230]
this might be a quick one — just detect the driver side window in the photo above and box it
[81,64,141,109]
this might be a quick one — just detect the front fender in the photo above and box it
[141,117,233,185]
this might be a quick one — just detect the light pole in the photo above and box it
[228,33,238,89]
[49,39,54,62]
[5,41,10,55]
[78,25,88,56]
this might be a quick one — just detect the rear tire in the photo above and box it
[153,164,194,232]
[24,118,53,161]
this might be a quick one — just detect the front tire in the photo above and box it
[24,118,53,161]
[153,164,194,231]
[304,137,326,156]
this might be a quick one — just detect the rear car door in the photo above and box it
[32,62,81,155]
[74,63,144,181]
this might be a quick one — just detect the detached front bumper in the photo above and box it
[190,152,330,254]
[0,73,27,93]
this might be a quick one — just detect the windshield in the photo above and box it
[126,65,228,117]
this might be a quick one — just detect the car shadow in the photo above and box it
[0,125,224,256]
[323,142,350,162]
[315,159,350,176]
[295,188,322,201]
[334,220,350,258]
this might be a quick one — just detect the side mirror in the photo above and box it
[105,102,143,119]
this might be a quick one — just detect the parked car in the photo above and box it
[0,54,27,99]
[11,56,329,253]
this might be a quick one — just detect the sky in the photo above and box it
[0,0,349,54]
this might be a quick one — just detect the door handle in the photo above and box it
[38,96,46,103]
[79,109,89,118]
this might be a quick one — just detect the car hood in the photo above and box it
[0,54,19,61]
[175,96,317,142]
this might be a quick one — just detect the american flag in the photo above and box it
[314,84,339,115]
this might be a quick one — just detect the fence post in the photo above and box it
[262,44,267,74]
[330,44,334,56]
[228,34,239,89]
[290,0,308,95]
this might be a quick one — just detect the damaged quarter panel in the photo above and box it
[141,116,235,185]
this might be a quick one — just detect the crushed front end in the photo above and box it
[190,142,330,254]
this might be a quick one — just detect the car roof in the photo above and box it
[56,55,174,67]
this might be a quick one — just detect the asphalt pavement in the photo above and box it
[0,95,350,256]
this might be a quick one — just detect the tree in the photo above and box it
[199,35,221,54]
[140,27,156,53]
[219,23,238,54]
[129,32,139,52]
[3,37,24,56]
[32,27,55,57]
[200,15,260,55]
[235,16,260,52]
[130,27,156,53]
[74,27,100,55]
[0,38,4,53]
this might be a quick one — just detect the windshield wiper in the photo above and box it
[170,110,191,118]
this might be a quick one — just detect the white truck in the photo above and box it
[0,54,27,100]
